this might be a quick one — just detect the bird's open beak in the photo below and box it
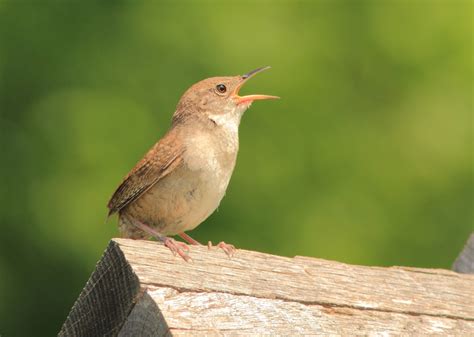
[233,66,280,105]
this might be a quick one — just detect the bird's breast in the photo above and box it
[147,129,234,232]
[184,127,239,178]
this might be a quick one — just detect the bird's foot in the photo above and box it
[124,216,192,261]
[162,237,191,262]
[208,241,236,257]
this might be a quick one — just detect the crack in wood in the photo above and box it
[141,282,474,322]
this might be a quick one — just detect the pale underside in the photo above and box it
[118,105,245,238]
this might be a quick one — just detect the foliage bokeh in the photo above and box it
[0,1,472,336]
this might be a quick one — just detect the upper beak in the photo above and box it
[233,66,280,104]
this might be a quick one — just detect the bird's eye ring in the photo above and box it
[216,84,227,94]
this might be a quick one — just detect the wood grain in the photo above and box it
[122,287,474,336]
[59,238,474,336]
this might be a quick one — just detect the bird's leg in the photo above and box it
[207,241,236,257]
[126,216,191,261]
[178,232,202,245]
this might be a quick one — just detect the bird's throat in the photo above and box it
[208,105,247,134]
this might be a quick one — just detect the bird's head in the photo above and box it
[173,66,278,127]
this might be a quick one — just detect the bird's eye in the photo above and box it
[216,84,227,94]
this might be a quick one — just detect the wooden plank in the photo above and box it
[59,238,474,336]
[120,287,474,336]
[116,238,474,320]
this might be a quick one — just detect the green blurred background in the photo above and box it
[0,0,472,336]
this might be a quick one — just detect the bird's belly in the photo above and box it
[127,163,232,235]
[178,167,230,231]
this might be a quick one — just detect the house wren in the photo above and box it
[107,66,278,260]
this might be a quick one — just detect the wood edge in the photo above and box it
[58,240,142,336]
[114,237,463,276]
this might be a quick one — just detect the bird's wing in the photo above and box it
[107,129,185,216]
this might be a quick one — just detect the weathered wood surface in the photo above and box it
[60,238,474,336]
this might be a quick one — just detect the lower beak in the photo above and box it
[236,94,280,104]
[232,66,279,104]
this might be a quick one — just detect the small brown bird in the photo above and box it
[107,66,278,260]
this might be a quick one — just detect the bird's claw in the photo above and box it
[208,241,236,257]
[163,237,191,261]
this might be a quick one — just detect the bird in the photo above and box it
[107,66,278,260]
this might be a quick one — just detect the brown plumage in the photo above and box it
[107,66,278,260]
[107,128,184,216]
